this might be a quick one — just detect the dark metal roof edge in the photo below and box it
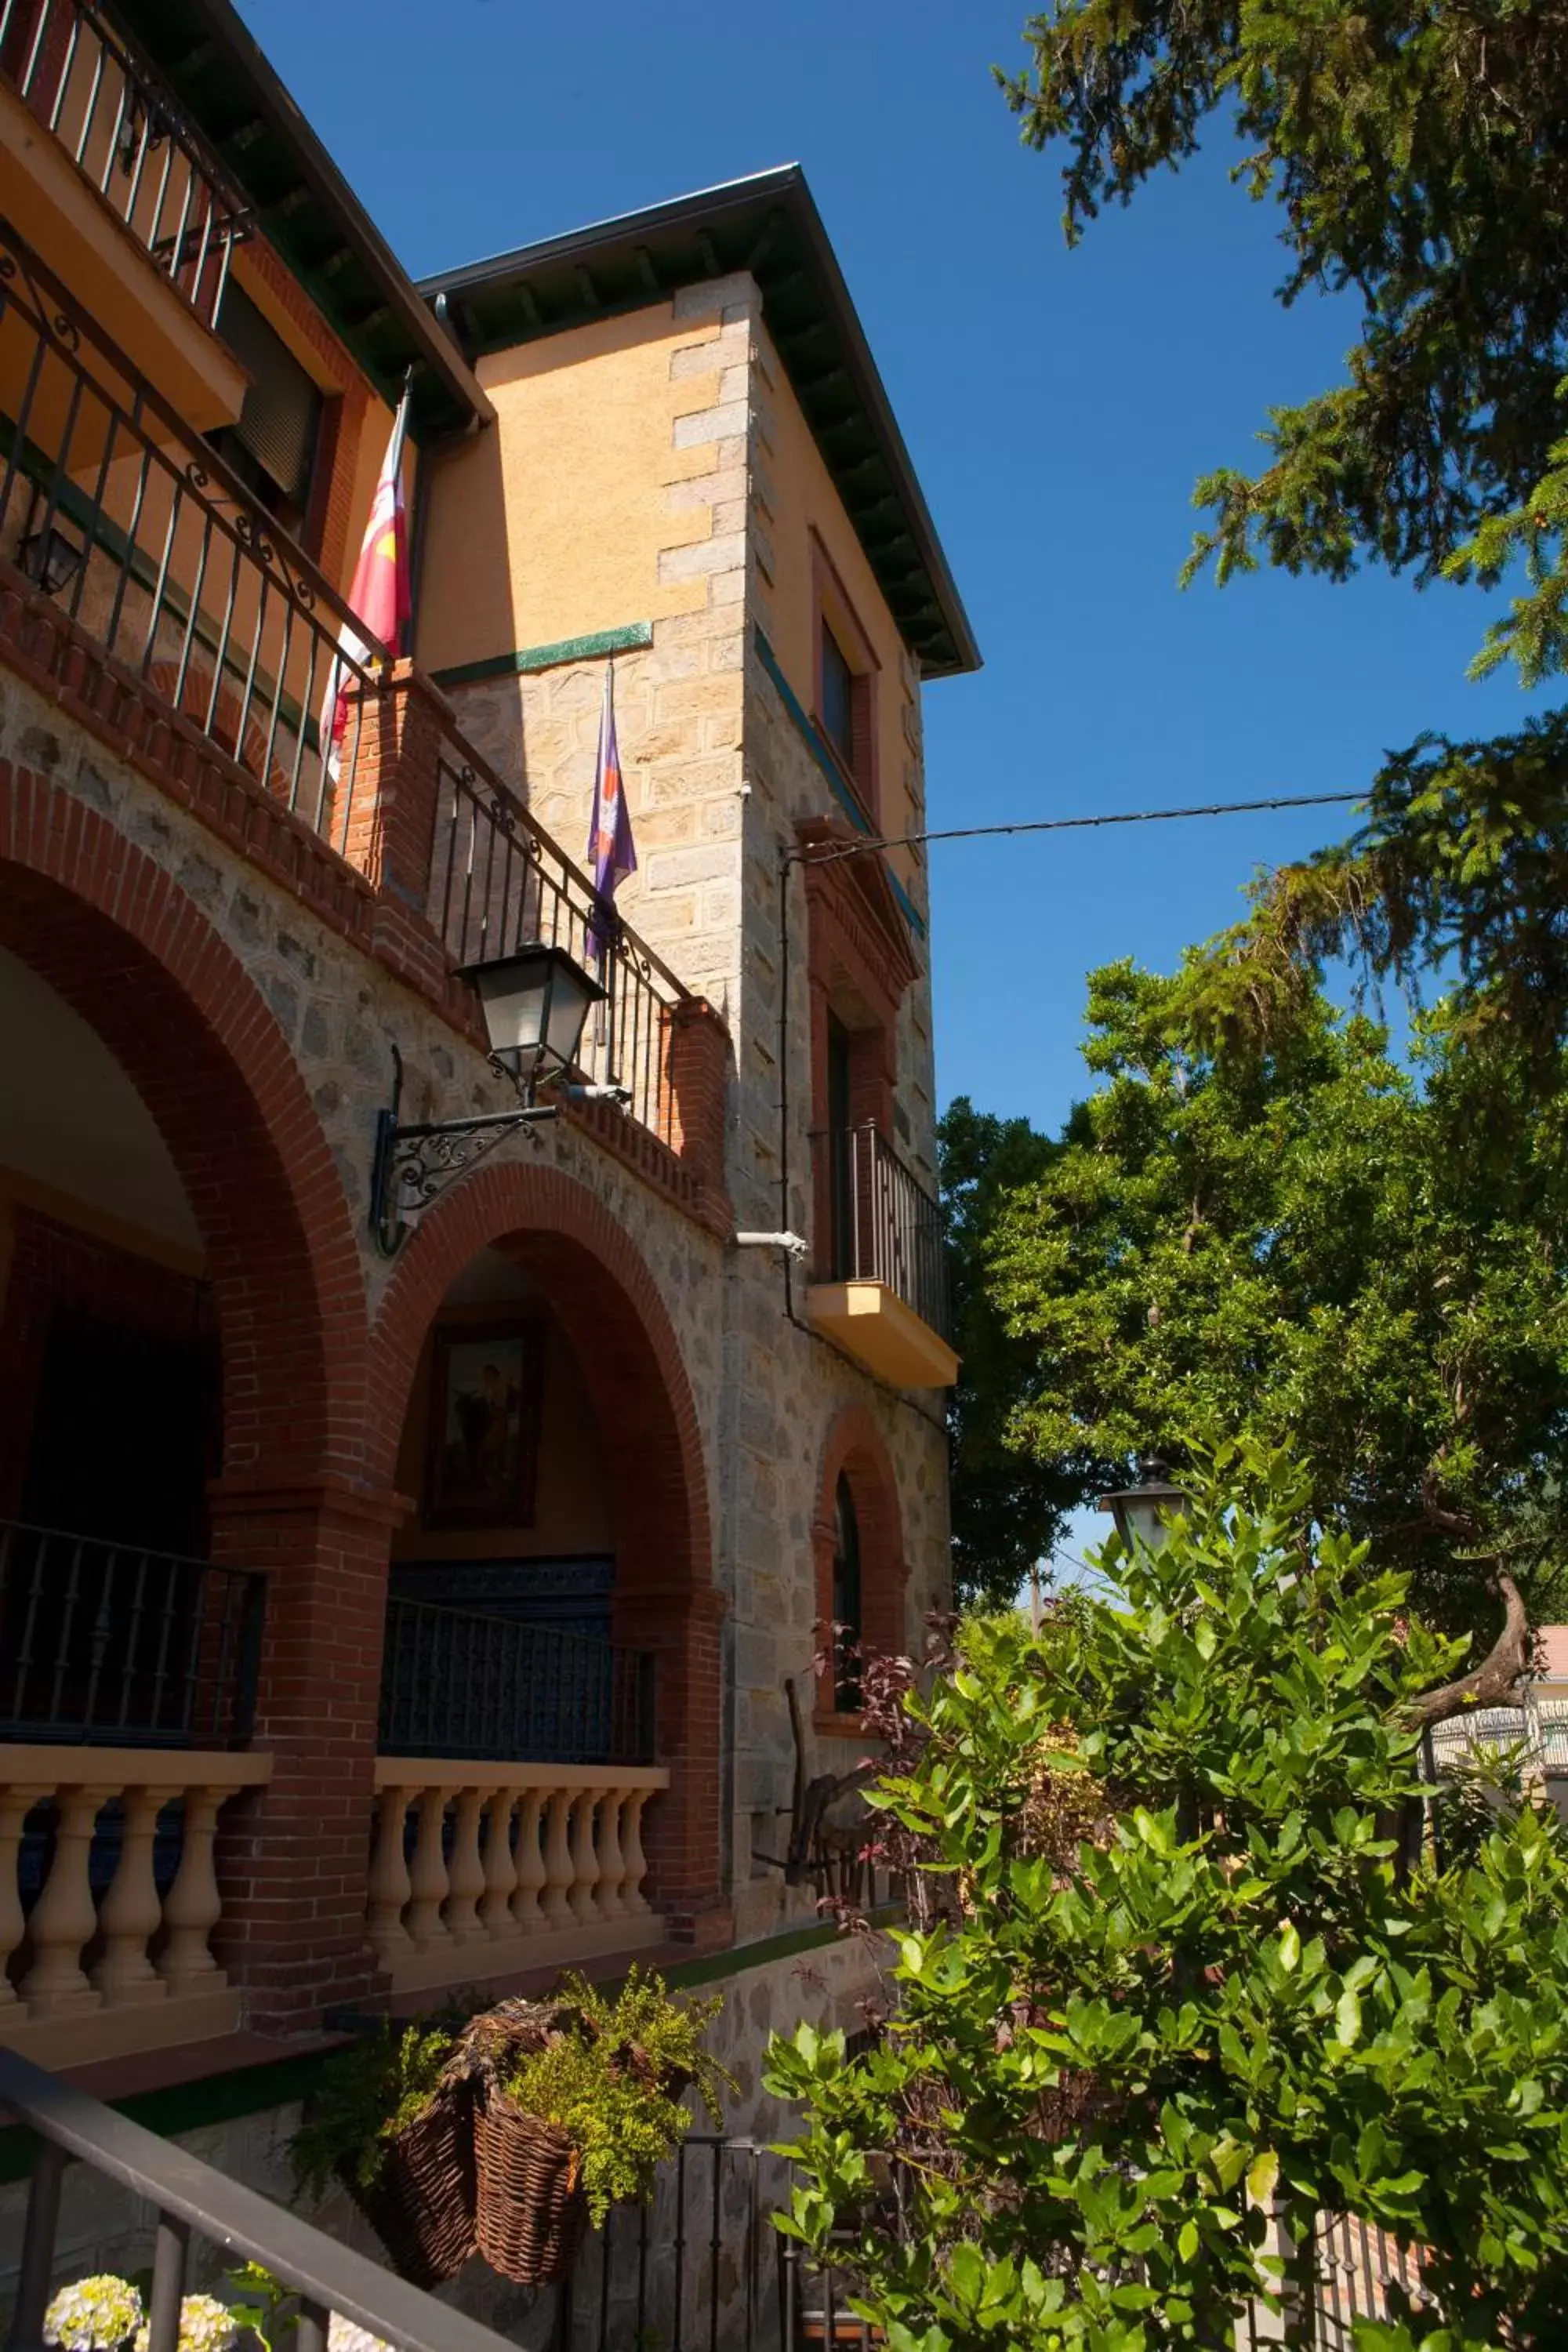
[180,0,493,429]
[418,168,980,677]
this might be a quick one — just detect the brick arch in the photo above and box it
[370,1160,722,1922]
[0,764,368,1483]
[813,1401,908,1722]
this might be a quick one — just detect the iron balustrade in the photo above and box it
[817,1123,951,1341]
[379,1595,655,1767]
[0,2044,519,2352]
[0,217,384,848]
[0,0,252,328]
[429,742,691,1148]
[0,1519,265,1747]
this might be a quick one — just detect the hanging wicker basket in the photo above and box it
[340,2082,477,2290]
[472,2089,590,2286]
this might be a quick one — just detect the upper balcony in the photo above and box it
[0,0,252,430]
[808,1122,957,1388]
[0,216,713,1195]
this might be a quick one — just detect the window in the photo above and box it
[815,597,876,818]
[820,619,855,773]
[832,1473,863,1711]
[209,281,323,536]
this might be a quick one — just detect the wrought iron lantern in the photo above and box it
[18,521,84,598]
[1098,1457,1188,1552]
[371,942,608,1255]
[462,942,605,1091]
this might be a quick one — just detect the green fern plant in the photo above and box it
[503,1969,733,2225]
[291,2019,461,2196]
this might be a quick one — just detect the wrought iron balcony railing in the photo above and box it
[430,742,691,1148]
[0,216,384,842]
[0,1518,266,1746]
[0,0,252,328]
[379,1594,656,1768]
[816,1121,952,1341]
[0,220,696,1158]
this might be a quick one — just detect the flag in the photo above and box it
[586,661,636,959]
[321,379,412,780]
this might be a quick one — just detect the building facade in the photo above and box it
[0,0,975,2260]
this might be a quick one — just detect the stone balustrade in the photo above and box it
[368,1761,670,1995]
[0,1747,272,2067]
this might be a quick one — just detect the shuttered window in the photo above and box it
[212,282,322,524]
[818,609,876,818]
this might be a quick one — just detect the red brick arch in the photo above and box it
[0,761,368,1481]
[813,1401,908,1726]
[370,1159,723,1922]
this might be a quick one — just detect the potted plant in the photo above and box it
[43,2279,147,2352]
[291,2018,475,2288]
[463,1969,734,2285]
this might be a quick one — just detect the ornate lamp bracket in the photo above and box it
[370,1044,557,1258]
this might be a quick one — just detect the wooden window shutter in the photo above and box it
[849,670,875,811]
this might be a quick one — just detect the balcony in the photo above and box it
[0,0,251,426]
[0,216,696,1164]
[808,1123,958,1388]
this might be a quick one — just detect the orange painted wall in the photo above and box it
[757,328,924,898]
[413,303,717,676]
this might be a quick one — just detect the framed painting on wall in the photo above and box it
[424,1319,546,1529]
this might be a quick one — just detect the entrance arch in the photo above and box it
[1,766,382,2027]
[0,771,367,1478]
[372,1160,722,1922]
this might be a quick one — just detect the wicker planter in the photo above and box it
[342,2085,476,2289]
[473,2089,589,2286]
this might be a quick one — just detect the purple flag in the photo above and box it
[586,663,636,960]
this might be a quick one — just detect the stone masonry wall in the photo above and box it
[422,274,951,1951]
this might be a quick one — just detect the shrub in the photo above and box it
[766,1441,1568,2351]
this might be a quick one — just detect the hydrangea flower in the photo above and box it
[327,2320,394,2352]
[44,2277,144,2352]
[132,2297,238,2352]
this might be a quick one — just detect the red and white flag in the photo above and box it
[321,383,412,779]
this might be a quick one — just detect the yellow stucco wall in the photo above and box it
[413,303,722,676]
[756,331,923,891]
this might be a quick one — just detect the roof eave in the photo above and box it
[419,168,979,677]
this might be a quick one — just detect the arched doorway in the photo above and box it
[813,1403,907,1728]
[373,1161,722,1943]
[0,773,376,2030]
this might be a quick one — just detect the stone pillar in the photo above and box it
[339,661,455,1001]
[207,1475,401,2032]
[664,995,733,1235]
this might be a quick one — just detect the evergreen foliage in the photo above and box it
[998,0,1568,1054]
[767,1446,1568,2351]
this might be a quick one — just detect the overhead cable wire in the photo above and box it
[790,789,1366,868]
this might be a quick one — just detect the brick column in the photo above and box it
[339,660,453,1000]
[207,1475,402,2032]
[665,996,734,1236]
[611,1581,729,1945]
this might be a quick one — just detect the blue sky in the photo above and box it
[240,0,1539,1568]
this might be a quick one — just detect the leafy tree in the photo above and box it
[970,960,1568,1632]
[997,0,1568,1054]
[939,1097,1082,1608]
[768,1446,1568,2352]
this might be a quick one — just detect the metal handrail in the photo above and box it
[815,1121,952,1341]
[0,1518,266,1748]
[379,1594,655,1766]
[0,2045,517,2352]
[0,0,252,328]
[429,738,691,1149]
[0,216,387,849]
